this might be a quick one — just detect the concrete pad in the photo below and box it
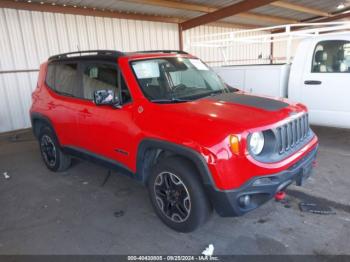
[0,127,349,255]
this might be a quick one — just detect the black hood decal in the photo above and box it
[207,92,289,111]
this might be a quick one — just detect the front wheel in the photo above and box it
[148,156,211,232]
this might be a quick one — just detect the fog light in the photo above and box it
[239,195,251,208]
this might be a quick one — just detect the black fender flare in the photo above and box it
[30,112,60,144]
[136,139,215,188]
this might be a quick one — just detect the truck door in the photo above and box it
[301,39,350,128]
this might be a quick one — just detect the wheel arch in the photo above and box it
[30,113,60,144]
[136,139,214,188]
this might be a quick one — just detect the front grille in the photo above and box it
[276,113,309,154]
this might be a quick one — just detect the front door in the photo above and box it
[76,61,136,170]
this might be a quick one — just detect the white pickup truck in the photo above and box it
[214,34,350,129]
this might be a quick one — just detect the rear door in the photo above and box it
[45,61,82,146]
[301,39,350,128]
[75,61,136,169]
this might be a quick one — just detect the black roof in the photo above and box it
[48,50,188,62]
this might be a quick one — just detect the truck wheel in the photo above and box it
[148,156,211,232]
[38,126,71,172]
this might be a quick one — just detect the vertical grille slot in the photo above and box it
[279,125,286,154]
[303,114,308,138]
[286,123,291,150]
[300,117,304,138]
[291,120,297,147]
[276,114,310,155]
[296,118,301,143]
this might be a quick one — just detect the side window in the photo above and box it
[54,63,79,96]
[46,63,55,89]
[312,40,350,73]
[120,74,132,104]
[82,63,132,104]
[82,64,118,100]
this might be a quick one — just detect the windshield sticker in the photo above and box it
[133,61,160,79]
[189,59,209,71]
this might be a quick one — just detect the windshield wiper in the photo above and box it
[198,89,227,99]
[200,87,239,99]
[150,98,191,103]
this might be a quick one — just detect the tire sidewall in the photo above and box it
[39,127,61,172]
[148,157,210,232]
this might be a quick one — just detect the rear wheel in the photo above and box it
[148,156,211,232]
[39,126,71,172]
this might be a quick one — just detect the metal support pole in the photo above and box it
[270,36,274,64]
[178,24,183,51]
[286,25,292,64]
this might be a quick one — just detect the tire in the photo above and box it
[38,126,71,172]
[148,156,212,232]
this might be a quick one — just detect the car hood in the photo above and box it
[151,92,305,133]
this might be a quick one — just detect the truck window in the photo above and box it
[312,40,350,73]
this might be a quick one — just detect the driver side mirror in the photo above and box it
[93,89,120,107]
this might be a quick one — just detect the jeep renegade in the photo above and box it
[30,50,319,232]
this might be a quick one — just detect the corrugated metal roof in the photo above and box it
[222,16,273,27]
[21,0,350,27]
[252,5,312,21]
[287,0,347,14]
[33,0,201,18]
[183,0,242,9]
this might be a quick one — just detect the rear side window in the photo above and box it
[312,40,350,73]
[46,64,55,88]
[54,63,79,96]
[45,62,79,97]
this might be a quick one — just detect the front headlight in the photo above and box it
[249,132,264,155]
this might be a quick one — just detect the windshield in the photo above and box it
[131,57,235,103]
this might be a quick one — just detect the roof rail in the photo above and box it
[48,50,124,61]
[136,50,189,55]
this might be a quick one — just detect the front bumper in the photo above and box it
[206,146,318,217]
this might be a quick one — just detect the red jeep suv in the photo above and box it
[30,50,318,232]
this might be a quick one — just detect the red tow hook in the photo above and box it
[275,191,286,201]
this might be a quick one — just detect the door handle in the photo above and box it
[79,108,92,116]
[47,101,57,109]
[304,80,322,85]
